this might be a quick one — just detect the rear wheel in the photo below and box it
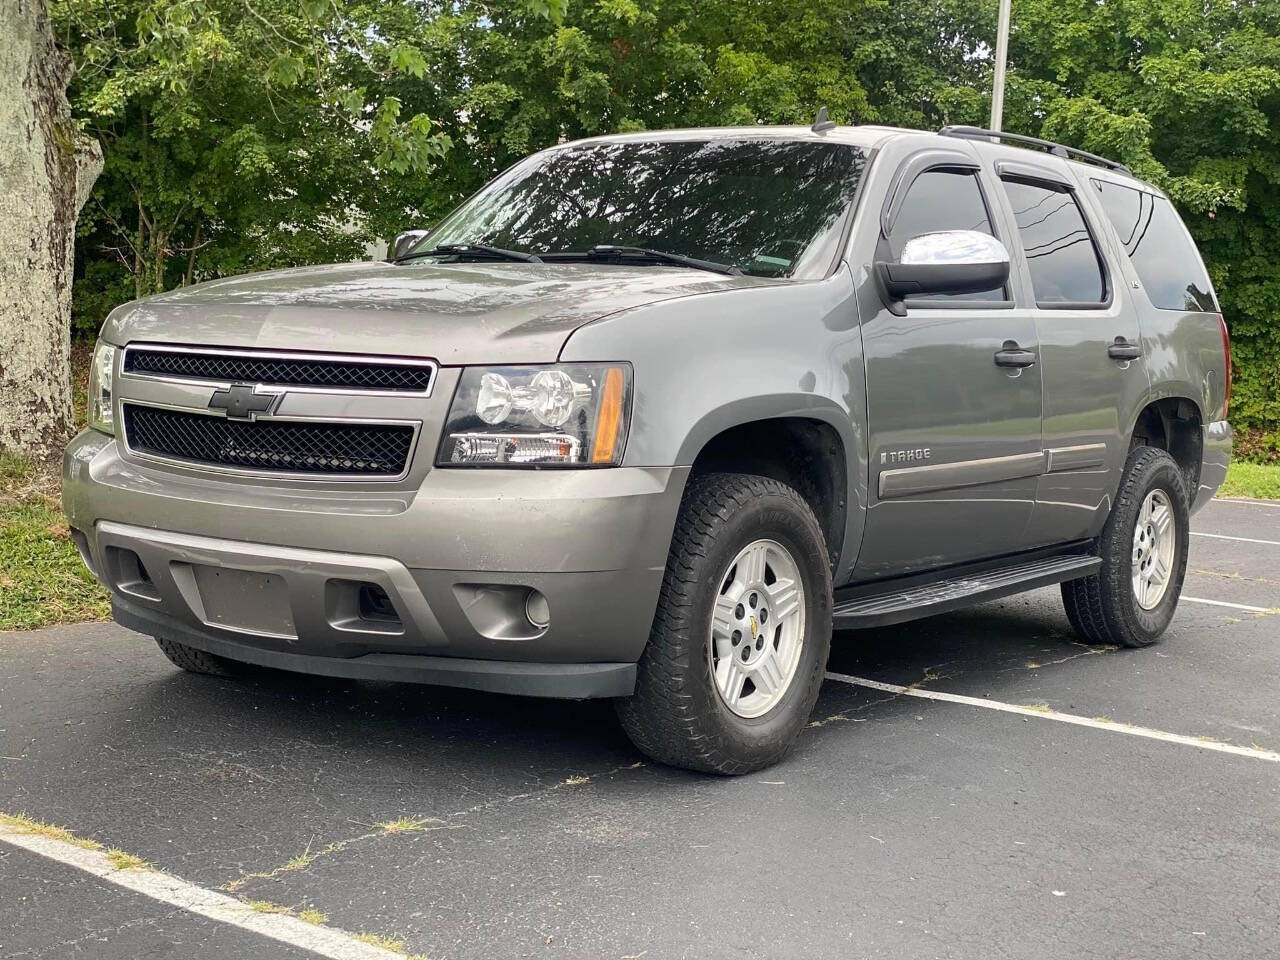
[1062,447,1190,648]
[616,473,832,774]
[155,637,248,677]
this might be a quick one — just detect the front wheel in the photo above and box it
[155,637,250,677]
[616,473,833,774]
[1062,447,1190,647]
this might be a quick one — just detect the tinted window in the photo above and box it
[1001,178,1106,304]
[421,139,867,278]
[889,169,1004,300]
[1092,180,1216,312]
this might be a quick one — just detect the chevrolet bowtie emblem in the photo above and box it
[208,384,280,421]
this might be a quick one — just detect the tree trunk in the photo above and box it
[0,0,101,461]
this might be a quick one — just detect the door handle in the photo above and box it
[1108,338,1141,361]
[994,341,1037,368]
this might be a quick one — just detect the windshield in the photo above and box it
[417,138,868,278]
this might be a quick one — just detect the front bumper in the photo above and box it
[64,430,687,697]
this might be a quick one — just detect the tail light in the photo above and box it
[1218,314,1232,419]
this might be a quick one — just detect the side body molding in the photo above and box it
[879,443,1109,499]
[879,451,1044,499]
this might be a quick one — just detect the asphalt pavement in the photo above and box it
[2,498,1277,960]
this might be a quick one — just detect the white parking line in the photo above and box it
[1211,497,1280,508]
[1182,596,1272,613]
[1192,531,1280,547]
[0,824,404,960]
[824,672,1280,763]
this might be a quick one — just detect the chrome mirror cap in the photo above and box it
[391,229,431,260]
[900,230,1010,266]
[875,229,1012,311]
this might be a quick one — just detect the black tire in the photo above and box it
[1061,447,1190,648]
[155,637,247,678]
[616,473,833,775]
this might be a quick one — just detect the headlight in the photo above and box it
[88,341,116,435]
[438,363,631,467]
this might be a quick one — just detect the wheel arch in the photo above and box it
[679,404,859,576]
[1127,394,1204,497]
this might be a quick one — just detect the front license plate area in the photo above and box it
[191,566,296,638]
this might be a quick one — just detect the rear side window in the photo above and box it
[889,169,1005,301]
[1092,180,1217,312]
[1000,178,1106,305]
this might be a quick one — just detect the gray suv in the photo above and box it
[64,123,1232,773]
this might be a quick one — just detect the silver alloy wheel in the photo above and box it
[1132,489,1176,610]
[708,538,806,719]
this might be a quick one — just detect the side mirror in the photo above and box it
[875,230,1010,311]
[390,229,430,261]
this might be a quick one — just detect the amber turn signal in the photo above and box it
[591,366,627,463]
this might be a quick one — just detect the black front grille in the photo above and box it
[124,347,433,392]
[123,405,414,476]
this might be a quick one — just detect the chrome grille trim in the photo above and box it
[120,343,438,396]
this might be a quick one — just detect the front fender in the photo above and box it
[560,269,869,581]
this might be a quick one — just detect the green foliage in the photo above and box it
[55,0,555,333]
[56,0,1280,454]
[1005,0,1280,458]
[343,0,995,243]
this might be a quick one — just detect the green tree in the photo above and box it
[56,0,558,333]
[63,0,999,336]
[1004,0,1280,457]
[352,0,995,234]
[59,0,1280,456]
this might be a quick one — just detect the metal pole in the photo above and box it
[990,0,1011,131]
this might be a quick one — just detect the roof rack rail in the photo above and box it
[939,125,1132,174]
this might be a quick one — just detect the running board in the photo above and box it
[832,554,1101,629]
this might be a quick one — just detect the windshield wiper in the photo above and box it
[397,243,542,264]
[545,245,741,276]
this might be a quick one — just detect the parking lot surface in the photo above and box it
[2,499,1277,959]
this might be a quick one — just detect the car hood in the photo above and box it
[102,260,772,364]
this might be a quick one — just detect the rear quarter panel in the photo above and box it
[1139,303,1231,511]
[1077,171,1228,429]
[1069,170,1229,513]
[1137,309,1228,426]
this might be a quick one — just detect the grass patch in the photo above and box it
[357,932,407,952]
[1218,461,1280,500]
[377,816,439,835]
[244,902,419,953]
[0,452,34,481]
[0,490,110,630]
[0,340,109,631]
[106,848,149,870]
[283,847,319,871]
[248,900,294,915]
[224,838,350,891]
[0,812,103,851]
[245,901,332,926]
